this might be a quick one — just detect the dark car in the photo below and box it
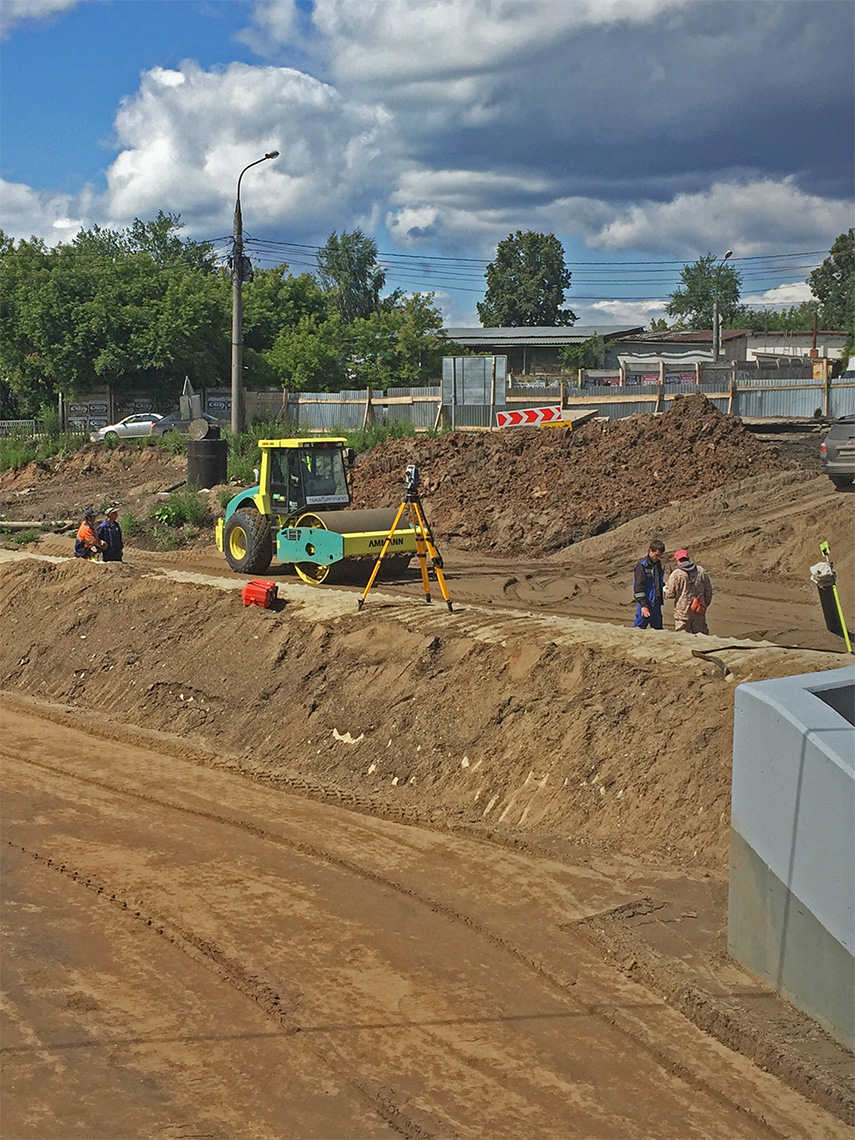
[149,411,220,438]
[819,414,855,488]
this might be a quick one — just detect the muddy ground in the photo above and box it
[1,396,853,1138]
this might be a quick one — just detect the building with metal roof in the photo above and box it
[443,325,644,375]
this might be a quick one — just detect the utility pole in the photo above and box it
[712,250,733,363]
[230,151,279,435]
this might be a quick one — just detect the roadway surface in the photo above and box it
[2,702,847,1139]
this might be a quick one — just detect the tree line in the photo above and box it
[0,215,458,418]
[1,215,852,419]
[482,229,853,346]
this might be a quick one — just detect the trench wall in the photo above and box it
[729,665,855,1050]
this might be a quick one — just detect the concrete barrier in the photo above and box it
[729,665,855,1049]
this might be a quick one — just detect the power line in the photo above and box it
[236,239,823,298]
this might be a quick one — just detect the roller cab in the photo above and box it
[216,437,416,584]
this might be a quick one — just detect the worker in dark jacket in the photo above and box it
[97,506,124,562]
[633,540,665,629]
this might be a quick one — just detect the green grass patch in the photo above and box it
[152,430,188,456]
[342,420,420,453]
[0,427,89,473]
[1,528,39,545]
[119,510,139,537]
[225,417,299,484]
[216,415,445,488]
[152,525,183,551]
[149,487,209,528]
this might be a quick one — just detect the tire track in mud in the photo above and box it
[2,836,443,1140]
[3,748,789,1139]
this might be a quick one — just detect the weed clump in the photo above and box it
[149,487,209,528]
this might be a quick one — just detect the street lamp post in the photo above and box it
[231,150,279,435]
[712,249,733,363]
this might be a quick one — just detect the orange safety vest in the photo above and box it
[76,520,98,546]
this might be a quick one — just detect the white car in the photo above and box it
[90,413,163,443]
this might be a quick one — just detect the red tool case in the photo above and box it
[241,579,278,608]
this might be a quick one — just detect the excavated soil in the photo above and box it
[1,395,853,1134]
[1,394,852,868]
[0,394,801,553]
[349,395,793,553]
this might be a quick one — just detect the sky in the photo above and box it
[1,0,853,328]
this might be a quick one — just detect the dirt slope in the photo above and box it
[0,444,190,526]
[1,398,851,867]
[0,555,845,875]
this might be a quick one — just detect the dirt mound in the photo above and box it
[0,445,189,523]
[350,395,791,555]
[0,556,843,873]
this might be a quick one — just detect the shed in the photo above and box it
[443,325,644,375]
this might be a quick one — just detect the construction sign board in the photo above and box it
[496,405,562,428]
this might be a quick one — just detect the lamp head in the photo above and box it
[265,151,280,160]
[723,250,733,260]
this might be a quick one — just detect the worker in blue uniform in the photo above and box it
[633,540,665,629]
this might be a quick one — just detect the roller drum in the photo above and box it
[297,508,406,535]
[293,508,413,585]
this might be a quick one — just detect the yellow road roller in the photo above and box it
[215,437,417,584]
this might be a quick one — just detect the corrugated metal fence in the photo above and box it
[235,374,855,431]
[241,387,441,432]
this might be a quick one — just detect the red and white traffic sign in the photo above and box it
[496,404,562,428]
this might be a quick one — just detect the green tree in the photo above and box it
[666,254,741,330]
[0,233,56,413]
[808,229,855,346]
[347,294,451,388]
[266,313,348,391]
[0,220,229,408]
[243,267,327,355]
[316,229,386,323]
[477,231,575,327]
[127,212,217,272]
[72,212,217,272]
[558,334,606,371]
[732,301,819,333]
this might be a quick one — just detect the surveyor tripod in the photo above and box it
[358,464,453,611]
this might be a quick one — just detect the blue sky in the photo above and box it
[1,0,853,328]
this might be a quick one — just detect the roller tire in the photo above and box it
[224,508,273,574]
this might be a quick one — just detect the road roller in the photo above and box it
[215,437,417,584]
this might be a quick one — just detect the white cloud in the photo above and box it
[742,282,814,309]
[253,0,690,83]
[237,0,304,58]
[104,61,396,236]
[385,167,618,254]
[587,298,667,328]
[0,178,91,242]
[593,179,854,256]
[0,0,79,38]
[3,0,850,333]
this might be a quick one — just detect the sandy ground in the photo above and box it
[1,406,854,1137]
[2,697,851,1139]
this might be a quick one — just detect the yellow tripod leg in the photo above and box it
[414,522,432,602]
[357,500,407,610]
[820,541,853,652]
[412,502,453,611]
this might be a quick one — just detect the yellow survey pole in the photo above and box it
[819,541,852,653]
